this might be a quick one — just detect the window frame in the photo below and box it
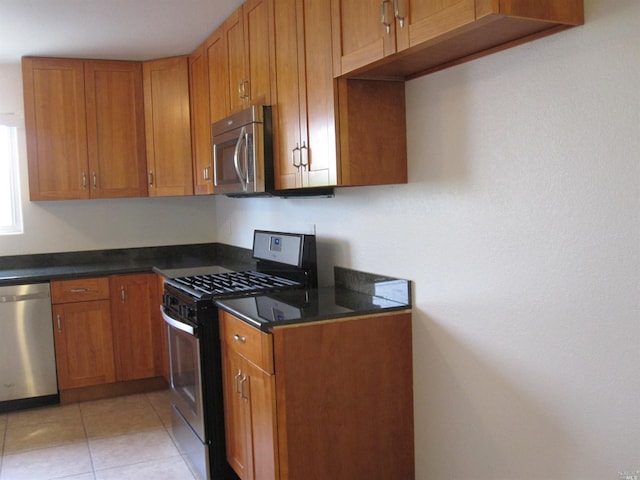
[0,114,23,235]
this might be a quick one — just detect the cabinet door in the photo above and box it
[110,273,159,381]
[189,45,214,194]
[394,0,476,51]
[244,0,274,107]
[222,348,254,480]
[85,60,148,198]
[272,0,303,189]
[225,8,248,114]
[330,0,397,76]
[300,0,338,187]
[22,57,89,201]
[207,27,231,123]
[53,300,116,389]
[273,0,336,190]
[143,56,194,196]
[245,360,278,480]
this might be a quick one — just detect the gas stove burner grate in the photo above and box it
[170,270,302,298]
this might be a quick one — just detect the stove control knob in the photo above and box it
[180,305,195,319]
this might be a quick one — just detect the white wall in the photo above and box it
[0,64,217,256]
[215,1,640,478]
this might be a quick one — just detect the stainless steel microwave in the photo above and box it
[212,105,273,196]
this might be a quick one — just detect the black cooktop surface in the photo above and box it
[166,270,302,299]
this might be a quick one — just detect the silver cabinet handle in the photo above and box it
[239,374,248,401]
[239,80,250,101]
[69,288,89,293]
[92,172,97,188]
[381,0,392,34]
[56,314,62,333]
[291,143,301,168]
[82,172,87,189]
[203,166,211,181]
[120,286,125,303]
[234,369,242,394]
[300,141,309,169]
[233,334,246,343]
[148,171,154,186]
[394,0,405,28]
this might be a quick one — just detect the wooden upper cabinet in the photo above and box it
[189,44,214,194]
[225,8,248,115]
[331,0,476,75]
[394,0,476,52]
[272,0,405,190]
[207,0,273,123]
[243,0,274,107]
[337,78,407,186]
[332,0,584,78]
[330,0,398,76]
[85,60,148,198]
[23,57,147,201]
[273,0,337,190]
[143,56,194,196]
[206,27,230,123]
[23,58,90,201]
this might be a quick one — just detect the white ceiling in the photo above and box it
[0,0,244,64]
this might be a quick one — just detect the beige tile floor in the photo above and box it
[0,390,198,480]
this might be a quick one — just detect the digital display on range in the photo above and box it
[270,236,282,252]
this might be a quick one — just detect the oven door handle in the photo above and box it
[161,308,195,336]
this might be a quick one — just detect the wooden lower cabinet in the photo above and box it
[220,309,414,480]
[51,274,164,394]
[110,273,161,381]
[52,299,116,390]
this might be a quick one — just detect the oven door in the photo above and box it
[162,309,205,441]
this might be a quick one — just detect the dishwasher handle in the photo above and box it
[0,292,51,303]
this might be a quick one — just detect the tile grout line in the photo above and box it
[78,401,98,477]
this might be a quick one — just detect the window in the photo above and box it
[0,115,23,235]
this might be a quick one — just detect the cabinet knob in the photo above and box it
[233,334,246,343]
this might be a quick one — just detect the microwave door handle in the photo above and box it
[233,126,248,191]
[243,129,251,185]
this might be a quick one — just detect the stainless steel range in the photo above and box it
[160,230,317,480]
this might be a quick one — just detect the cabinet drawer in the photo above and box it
[51,277,110,303]
[220,311,274,374]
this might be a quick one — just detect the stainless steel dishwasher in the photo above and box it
[0,282,59,412]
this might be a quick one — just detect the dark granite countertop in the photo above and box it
[216,266,412,331]
[0,243,253,286]
[0,245,412,329]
